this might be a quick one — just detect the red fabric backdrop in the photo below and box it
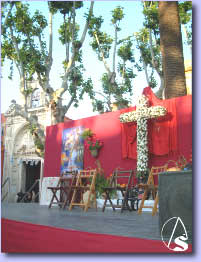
[44,93,192,178]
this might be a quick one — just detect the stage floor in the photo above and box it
[1,203,161,241]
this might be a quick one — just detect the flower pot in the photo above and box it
[90,148,99,158]
[83,190,96,207]
[101,192,107,200]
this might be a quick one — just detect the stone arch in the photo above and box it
[12,122,35,156]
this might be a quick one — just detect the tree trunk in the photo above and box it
[158,1,187,99]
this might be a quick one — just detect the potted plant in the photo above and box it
[94,173,116,199]
[86,137,104,158]
[81,128,94,140]
[82,129,103,158]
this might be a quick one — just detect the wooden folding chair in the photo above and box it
[69,169,97,212]
[61,172,78,209]
[102,169,134,212]
[48,177,63,208]
[48,171,77,209]
[137,165,167,216]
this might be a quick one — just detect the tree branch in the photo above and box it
[148,28,161,77]
[2,2,14,33]
[139,48,150,85]
[155,77,165,99]
[66,15,71,65]
[48,10,53,70]
[113,25,118,73]
[64,93,77,113]
[58,2,95,99]
[80,1,94,45]
[94,32,111,75]
[9,26,24,79]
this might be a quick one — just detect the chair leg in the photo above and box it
[84,191,92,212]
[69,189,77,211]
[102,196,108,212]
[49,189,60,208]
[62,189,71,209]
[121,190,131,213]
[48,191,55,208]
[138,189,148,214]
[102,190,115,212]
[93,191,97,211]
[152,193,159,216]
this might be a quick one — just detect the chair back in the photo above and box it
[76,169,97,191]
[147,165,168,186]
[111,169,134,189]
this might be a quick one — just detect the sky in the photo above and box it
[1,0,192,120]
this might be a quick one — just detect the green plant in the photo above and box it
[81,128,94,140]
[82,129,104,154]
[94,173,116,199]
[95,173,109,198]
[86,137,104,151]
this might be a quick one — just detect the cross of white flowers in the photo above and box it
[120,95,167,172]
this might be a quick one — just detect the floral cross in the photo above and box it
[120,95,167,172]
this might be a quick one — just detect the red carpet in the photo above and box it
[1,218,192,253]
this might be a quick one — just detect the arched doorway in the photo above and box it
[23,160,40,202]
[13,124,44,202]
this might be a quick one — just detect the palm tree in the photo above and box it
[158,1,187,98]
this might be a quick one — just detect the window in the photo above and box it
[31,88,40,108]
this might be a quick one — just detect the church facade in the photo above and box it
[2,80,53,203]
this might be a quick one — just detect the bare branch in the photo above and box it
[9,26,24,79]
[139,48,150,85]
[65,93,77,113]
[148,28,161,77]
[155,77,165,99]
[94,32,111,75]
